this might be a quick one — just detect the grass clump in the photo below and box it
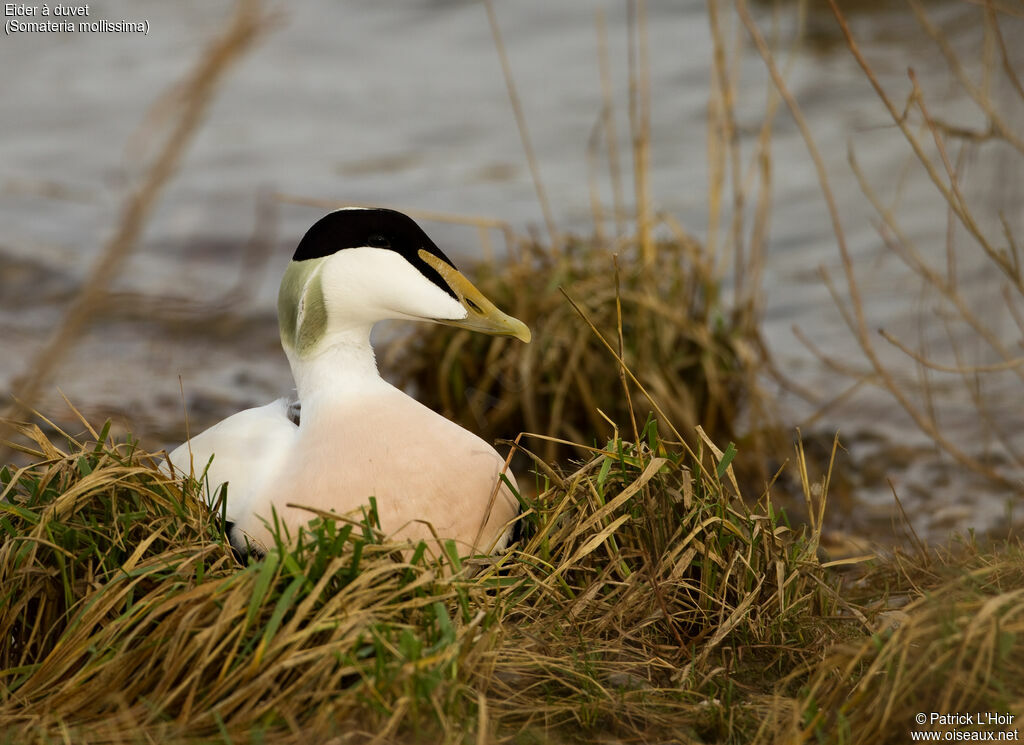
[380,230,769,466]
[1,414,844,744]
[771,541,1024,745]
[472,422,845,743]
[5,414,1021,744]
[0,420,234,679]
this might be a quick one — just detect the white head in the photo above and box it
[278,208,530,370]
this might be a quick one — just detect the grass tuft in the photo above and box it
[2,415,846,744]
[774,541,1024,745]
[380,229,770,467]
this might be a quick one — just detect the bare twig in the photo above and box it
[483,0,559,250]
[879,329,1024,374]
[274,192,511,232]
[909,0,1024,157]
[595,9,627,237]
[738,0,1015,485]
[626,0,654,266]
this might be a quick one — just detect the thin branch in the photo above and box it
[740,0,1015,486]
[847,147,1024,383]
[879,329,1024,374]
[595,8,627,237]
[483,0,559,250]
[909,0,1024,156]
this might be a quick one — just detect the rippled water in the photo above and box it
[2,0,1021,539]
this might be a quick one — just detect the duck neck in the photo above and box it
[287,324,384,406]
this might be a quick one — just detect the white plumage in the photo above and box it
[167,208,529,557]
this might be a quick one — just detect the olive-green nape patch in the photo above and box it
[278,259,328,357]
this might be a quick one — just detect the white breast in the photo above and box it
[236,384,519,556]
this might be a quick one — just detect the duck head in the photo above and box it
[278,208,530,369]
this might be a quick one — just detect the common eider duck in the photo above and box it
[167,208,530,558]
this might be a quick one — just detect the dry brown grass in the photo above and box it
[4,411,1020,744]
[0,409,848,744]
[374,1,782,470]
[5,1,1022,742]
[766,540,1024,744]
[379,230,768,468]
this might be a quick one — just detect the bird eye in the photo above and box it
[367,234,390,249]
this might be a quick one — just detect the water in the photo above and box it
[1,0,1021,540]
